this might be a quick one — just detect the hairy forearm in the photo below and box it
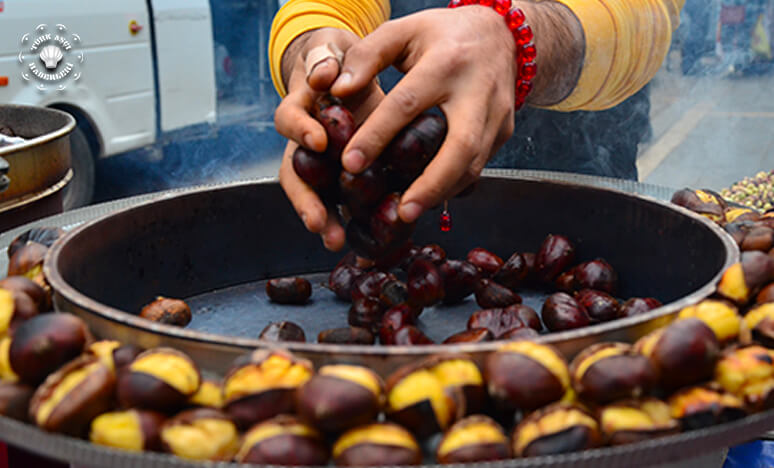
[517,0,584,107]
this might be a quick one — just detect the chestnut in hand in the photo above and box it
[619,297,662,317]
[511,403,600,456]
[542,292,590,332]
[296,364,384,433]
[535,234,575,283]
[318,327,375,345]
[90,409,166,452]
[574,289,620,323]
[317,100,356,156]
[407,259,445,307]
[333,423,421,466]
[474,279,521,309]
[259,321,306,342]
[140,296,192,327]
[160,408,239,461]
[439,260,480,304]
[370,193,415,249]
[383,114,447,184]
[436,415,510,464]
[235,415,329,465]
[569,342,656,404]
[339,165,389,222]
[292,146,339,193]
[466,248,503,278]
[266,277,312,305]
[117,347,201,413]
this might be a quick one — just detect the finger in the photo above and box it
[330,19,412,97]
[274,89,327,152]
[340,60,445,173]
[398,98,488,223]
[305,43,343,91]
[278,142,328,233]
[321,209,346,251]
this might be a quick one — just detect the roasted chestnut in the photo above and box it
[717,251,774,305]
[715,345,774,411]
[574,289,620,323]
[474,279,521,309]
[160,408,239,460]
[29,355,115,436]
[570,342,656,404]
[266,277,312,305]
[86,340,143,375]
[671,188,726,223]
[439,260,480,304]
[0,288,38,335]
[385,359,463,438]
[332,422,421,466]
[535,234,575,283]
[466,248,503,278]
[235,415,329,465]
[428,355,487,415]
[676,299,741,346]
[668,385,746,430]
[188,379,223,409]
[407,259,445,307]
[542,292,590,332]
[348,296,385,334]
[293,146,339,193]
[572,259,618,294]
[392,326,434,345]
[511,403,600,456]
[6,242,47,279]
[0,381,34,421]
[318,327,375,345]
[117,347,201,413]
[485,341,570,411]
[223,349,313,429]
[378,279,409,310]
[350,271,393,301]
[259,321,306,342]
[139,296,192,327]
[0,276,47,312]
[493,252,528,291]
[619,297,662,317]
[90,409,166,452]
[8,227,64,259]
[416,244,447,265]
[0,336,17,382]
[744,303,774,348]
[500,327,541,341]
[634,318,720,390]
[436,415,510,464]
[599,398,679,445]
[443,328,494,344]
[329,264,364,302]
[379,304,417,345]
[297,364,384,432]
[757,283,774,304]
[9,313,90,385]
[467,306,535,338]
[742,226,774,252]
[725,207,761,224]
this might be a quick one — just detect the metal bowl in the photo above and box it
[43,174,738,375]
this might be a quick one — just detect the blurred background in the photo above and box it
[2,0,773,209]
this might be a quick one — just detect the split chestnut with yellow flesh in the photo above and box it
[188,379,223,409]
[0,276,47,312]
[512,403,601,457]
[743,303,774,348]
[0,381,34,421]
[0,288,38,335]
[6,242,47,279]
[90,409,166,452]
[668,385,746,430]
[29,355,115,436]
[570,342,656,405]
[160,408,239,461]
[117,347,201,413]
[717,251,774,305]
[715,345,774,411]
[634,318,720,391]
[86,340,142,375]
[297,364,384,433]
[671,188,726,223]
[485,341,570,412]
[677,299,742,346]
[436,415,509,464]
[223,348,313,429]
[0,336,16,382]
[235,415,329,465]
[333,422,421,466]
[599,398,679,445]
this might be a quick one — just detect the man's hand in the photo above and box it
[274,28,385,251]
[329,3,583,224]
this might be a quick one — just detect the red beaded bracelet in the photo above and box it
[448,0,537,110]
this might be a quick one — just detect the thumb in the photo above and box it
[305,43,344,91]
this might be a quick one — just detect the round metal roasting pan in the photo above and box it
[42,172,738,375]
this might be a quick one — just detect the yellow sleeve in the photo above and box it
[269,0,391,97]
[548,0,685,111]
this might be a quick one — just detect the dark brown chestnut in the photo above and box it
[493,252,528,291]
[619,297,662,317]
[466,248,503,278]
[499,327,540,341]
[535,234,575,283]
[370,193,415,249]
[407,259,444,307]
[139,296,192,327]
[670,188,726,223]
[339,164,389,222]
[259,321,306,342]
[235,415,329,465]
[542,292,590,332]
[9,313,90,385]
[443,328,494,344]
[266,277,312,305]
[677,299,741,346]
[379,279,409,310]
[350,271,395,302]
[416,244,447,265]
[333,422,421,466]
[0,276,47,311]
[296,364,384,432]
[348,296,385,334]
[379,304,417,345]
[742,226,774,252]
[429,355,487,415]
[474,279,521,309]
[7,242,47,278]
[0,288,38,335]
[467,306,532,338]
[318,327,375,345]
[573,259,618,294]
[0,381,34,421]
[439,260,480,304]
[329,264,364,301]
[392,326,434,346]
[292,146,338,193]
[436,415,510,464]
[317,102,355,155]
[569,342,657,404]
[90,409,166,452]
[574,289,620,323]
[160,408,239,460]
[757,283,774,304]
[383,114,447,183]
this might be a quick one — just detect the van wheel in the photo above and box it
[62,125,95,210]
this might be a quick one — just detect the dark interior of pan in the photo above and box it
[45,176,737,374]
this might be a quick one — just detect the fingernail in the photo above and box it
[335,71,353,88]
[343,149,366,172]
[399,201,423,223]
[303,133,315,149]
[301,213,310,229]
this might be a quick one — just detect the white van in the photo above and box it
[0,0,279,208]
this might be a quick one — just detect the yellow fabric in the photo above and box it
[269,0,391,97]
[268,0,684,111]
